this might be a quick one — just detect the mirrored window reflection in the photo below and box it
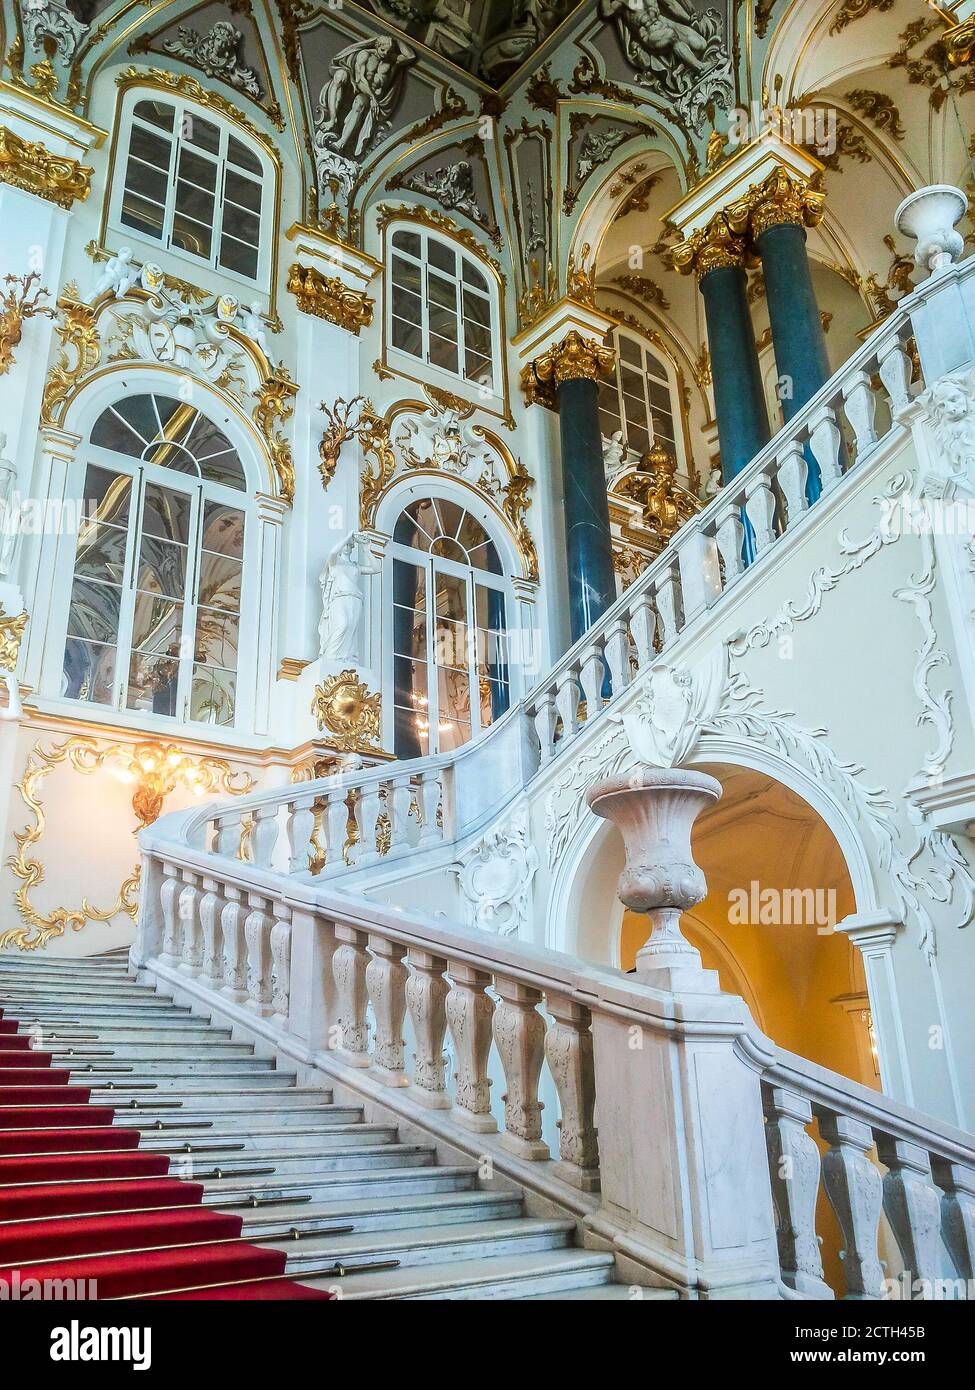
[89,397,246,490]
[389,229,496,393]
[62,406,248,727]
[391,498,507,758]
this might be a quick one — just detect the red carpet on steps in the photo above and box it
[0,1005,333,1301]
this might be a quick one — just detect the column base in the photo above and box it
[501,1133,550,1161]
[451,1107,498,1134]
[554,1160,601,1193]
[409,1085,452,1110]
[371,1065,410,1088]
[333,1047,371,1068]
[636,961,720,994]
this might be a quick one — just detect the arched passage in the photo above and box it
[553,757,880,1089]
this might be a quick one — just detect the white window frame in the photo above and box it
[107,88,273,293]
[598,328,685,471]
[385,224,502,406]
[385,509,511,758]
[47,404,256,734]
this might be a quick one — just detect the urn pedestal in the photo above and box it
[587,765,721,993]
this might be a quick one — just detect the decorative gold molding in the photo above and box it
[525,329,616,391]
[1,736,253,952]
[0,126,92,208]
[0,272,55,376]
[669,211,750,279]
[500,460,539,582]
[0,608,28,673]
[566,242,597,307]
[375,203,503,279]
[114,66,268,147]
[945,14,975,66]
[278,657,310,681]
[286,263,374,335]
[310,670,381,753]
[845,89,906,141]
[829,0,894,35]
[731,167,825,241]
[39,295,99,428]
[253,372,298,505]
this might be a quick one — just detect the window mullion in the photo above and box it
[114,469,145,712]
[427,556,439,754]
[177,486,205,722]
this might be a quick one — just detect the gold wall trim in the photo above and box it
[286,263,374,334]
[0,125,92,207]
[2,735,255,952]
[311,670,382,753]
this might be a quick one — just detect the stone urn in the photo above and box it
[894,184,967,278]
[587,765,721,992]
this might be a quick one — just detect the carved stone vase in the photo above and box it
[586,765,721,992]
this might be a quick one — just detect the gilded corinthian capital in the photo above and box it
[669,212,750,280]
[527,329,616,389]
[729,166,825,241]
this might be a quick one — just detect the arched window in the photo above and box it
[60,393,248,728]
[112,93,269,285]
[598,330,680,463]
[389,497,509,757]
[388,228,498,393]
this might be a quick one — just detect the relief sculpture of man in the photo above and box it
[315,35,415,160]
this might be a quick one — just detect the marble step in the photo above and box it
[108,1091,337,1118]
[521,1284,678,1300]
[277,1217,578,1275]
[83,1074,299,1096]
[9,1024,235,1044]
[239,1189,524,1238]
[57,1045,272,1067]
[1,1002,196,1019]
[46,1042,257,1061]
[138,1123,399,1155]
[307,1248,618,1300]
[199,1163,479,1205]
[177,1142,438,1179]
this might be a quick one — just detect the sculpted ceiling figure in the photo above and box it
[403,161,483,223]
[163,21,264,100]
[314,35,416,170]
[20,0,88,62]
[598,0,734,132]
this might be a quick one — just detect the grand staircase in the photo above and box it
[0,952,645,1300]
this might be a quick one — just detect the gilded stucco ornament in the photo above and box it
[286,263,374,334]
[945,14,975,66]
[669,212,750,279]
[0,607,28,673]
[1,736,254,952]
[615,443,699,544]
[114,67,267,145]
[0,272,56,375]
[39,294,99,427]
[311,670,382,752]
[253,371,299,505]
[316,395,394,526]
[729,167,826,241]
[527,329,616,389]
[0,126,92,208]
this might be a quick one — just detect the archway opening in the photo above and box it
[601,762,879,1089]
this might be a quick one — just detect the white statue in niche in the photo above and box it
[603,429,626,484]
[0,435,21,580]
[318,533,382,661]
[91,247,138,301]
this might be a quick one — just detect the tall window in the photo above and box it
[390,497,509,758]
[598,331,679,462]
[388,228,497,392]
[116,95,267,284]
[61,394,247,727]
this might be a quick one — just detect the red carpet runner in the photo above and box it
[0,1006,333,1301]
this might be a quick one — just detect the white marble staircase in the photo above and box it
[0,952,659,1300]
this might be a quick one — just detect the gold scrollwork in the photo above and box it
[0,126,93,209]
[0,609,28,672]
[524,329,616,393]
[501,460,539,582]
[286,264,374,334]
[310,670,382,753]
[0,273,55,376]
[40,295,100,428]
[253,371,298,505]
[317,397,395,526]
[1,736,256,952]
